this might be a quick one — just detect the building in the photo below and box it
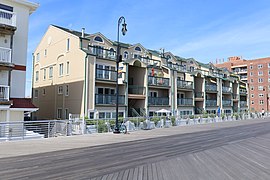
[216,56,270,113]
[0,0,39,122]
[32,25,248,120]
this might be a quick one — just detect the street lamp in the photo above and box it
[263,87,269,116]
[114,16,127,133]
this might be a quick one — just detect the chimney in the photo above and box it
[81,28,85,38]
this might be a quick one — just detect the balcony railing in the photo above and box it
[177,98,193,106]
[95,94,125,105]
[205,84,217,92]
[222,86,231,93]
[177,80,193,89]
[0,85,9,101]
[96,68,117,81]
[88,46,116,60]
[148,76,169,87]
[0,47,12,64]
[239,88,247,94]
[148,97,169,106]
[223,100,231,106]
[206,100,217,107]
[195,92,204,98]
[128,85,145,95]
[0,9,16,27]
[240,101,247,107]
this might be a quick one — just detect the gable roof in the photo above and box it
[51,24,90,37]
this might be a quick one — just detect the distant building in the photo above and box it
[0,0,38,121]
[216,56,270,112]
[32,25,248,120]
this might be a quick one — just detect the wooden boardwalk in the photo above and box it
[0,121,270,179]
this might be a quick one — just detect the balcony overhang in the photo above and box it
[128,94,146,99]
[0,24,16,34]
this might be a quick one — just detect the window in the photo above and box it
[108,48,115,59]
[58,86,63,94]
[44,49,47,56]
[49,67,53,78]
[250,79,253,83]
[34,89,38,98]
[65,85,69,96]
[135,46,141,51]
[59,63,64,76]
[149,91,158,97]
[258,71,263,76]
[93,45,104,56]
[258,78,263,83]
[66,38,70,51]
[268,78,270,82]
[65,109,69,119]
[35,71,39,82]
[94,36,103,42]
[251,100,254,105]
[258,64,263,69]
[43,69,46,80]
[268,63,270,68]
[66,62,69,75]
[88,112,94,119]
[258,86,263,90]
[250,86,254,91]
[166,55,172,61]
[250,65,253,69]
[36,53,40,62]
[259,100,264,105]
[42,88,46,95]
[124,51,128,59]
[268,70,270,75]
[259,94,264,98]
[250,72,253,76]
[57,108,62,119]
[251,94,254,98]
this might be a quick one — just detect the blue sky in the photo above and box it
[26,0,270,96]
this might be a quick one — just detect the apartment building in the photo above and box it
[216,56,270,113]
[32,25,248,120]
[0,0,38,122]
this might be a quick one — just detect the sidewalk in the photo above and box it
[0,118,268,158]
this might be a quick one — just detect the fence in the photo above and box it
[0,112,264,141]
[0,120,83,142]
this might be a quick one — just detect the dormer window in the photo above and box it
[135,46,141,51]
[94,36,103,43]
[166,55,171,61]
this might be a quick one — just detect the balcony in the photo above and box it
[0,47,12,64]
[148,76,169,87]
[223,100,231,107]
[128,85,145,95]
[0,85,9,101]
[148,97,169,106]
[0,9,16,28]
[205,84,217,92]
[96,68,117,82]
[206,100,217,107]
[222,86,231,93]
[240,101,248,107]
[177,80,193,90]
[239,88,247,95]
[177,98,193,106]
[88,46,116,60]
[95,94,125,105]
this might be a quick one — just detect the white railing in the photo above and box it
[0,9,16,27]
[0,85,9,101]
[0,120,84,141]
[0,47,12,63]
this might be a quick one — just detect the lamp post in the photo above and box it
[263,87,269,116]
[114,16,127,133]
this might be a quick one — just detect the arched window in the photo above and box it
[166,55,171,61]
[124,51,129,59]
[108,48,115,59]
[94,36,103,42]
[135,46,141,51]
